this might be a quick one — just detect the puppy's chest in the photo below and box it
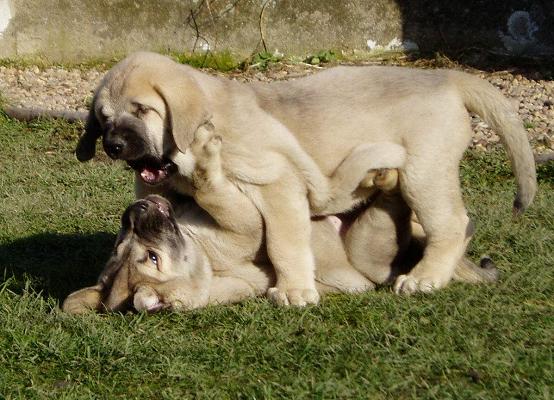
[167,150,196,195]
[178,209,262,271]
[197,230,262,273]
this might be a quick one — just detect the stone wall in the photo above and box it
[0,0,552,62]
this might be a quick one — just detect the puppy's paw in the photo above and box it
[374,169,399,192]
[62,286,103,314]
[359,170,379,189]
[308,187,331,213]
[393,274,446,295]
[191,124,221,164]
[204,134,222,156]
[359,169,399,192]
[133,286,165,313]
[191,129,224,189]
[267,287,320,307]
[192,124,213,147]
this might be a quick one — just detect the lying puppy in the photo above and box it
[75,52,535,301]
[63,134,497,314]
[63,193,496,314]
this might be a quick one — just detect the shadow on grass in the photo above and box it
[0,232,115,302]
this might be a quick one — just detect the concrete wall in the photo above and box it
[0,0,552,62]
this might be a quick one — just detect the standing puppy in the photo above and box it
[76,52,535,299]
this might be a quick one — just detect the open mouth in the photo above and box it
[127,157,177,185]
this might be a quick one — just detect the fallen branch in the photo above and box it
[3,106,87,123]
[535,152,554,164]
[258,0,271,53]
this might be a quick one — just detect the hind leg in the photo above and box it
[345,193,412,285]
[311,217,375,293]
[343,167,411,284]
[393,162,470,294]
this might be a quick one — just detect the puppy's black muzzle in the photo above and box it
[102,115,150,161]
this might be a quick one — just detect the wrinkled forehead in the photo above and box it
[95,67,165,120]
[116,222,162,255]
[120,212,183,255]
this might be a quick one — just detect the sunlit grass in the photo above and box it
[0,116,552,399]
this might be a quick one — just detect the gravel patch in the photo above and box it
[0,62,552,154]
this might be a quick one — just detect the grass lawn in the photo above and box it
[0,114,552,399]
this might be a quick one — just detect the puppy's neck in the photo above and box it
[170,149,196,178]
[164,149,197,197]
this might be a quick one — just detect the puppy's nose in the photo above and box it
[137,201,149,212]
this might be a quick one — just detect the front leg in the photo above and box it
[62,284,104,314]
[258,171,320,306]
[191,125,262,235]
[209,269,271,305]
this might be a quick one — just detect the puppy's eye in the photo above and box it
[147,250,159,266]
[135,104,150,117]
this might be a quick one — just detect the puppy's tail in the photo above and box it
[450,71,537,215]
[452,256,499,284]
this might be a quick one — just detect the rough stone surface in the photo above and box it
[0,60,552,155]
[0,0,552,62]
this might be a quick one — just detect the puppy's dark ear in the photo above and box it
[154,75,211,153]
[75,99,102,162]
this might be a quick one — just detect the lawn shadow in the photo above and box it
[0,232,115,302]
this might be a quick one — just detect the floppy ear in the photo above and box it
[75,99,102,162]
[154,77,211,153]
[103,262,132,312]
[62,284,104,314]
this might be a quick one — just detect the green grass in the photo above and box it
[0,48,408,73]
[0,115,552,399]
[0,51,240,72]
[524,120,536,130]
[171,51,239,72]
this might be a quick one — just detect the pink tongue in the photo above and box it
[140,168,167,184]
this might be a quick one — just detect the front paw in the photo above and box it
[62,286,103,314]
[133,286,167,313]
[191,129,224,189]
[360,169,398,192]
[267,286,320,307]
[192,125,222,167]
[393,273,447,295]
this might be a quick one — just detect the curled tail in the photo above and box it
[450,71,537,214]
